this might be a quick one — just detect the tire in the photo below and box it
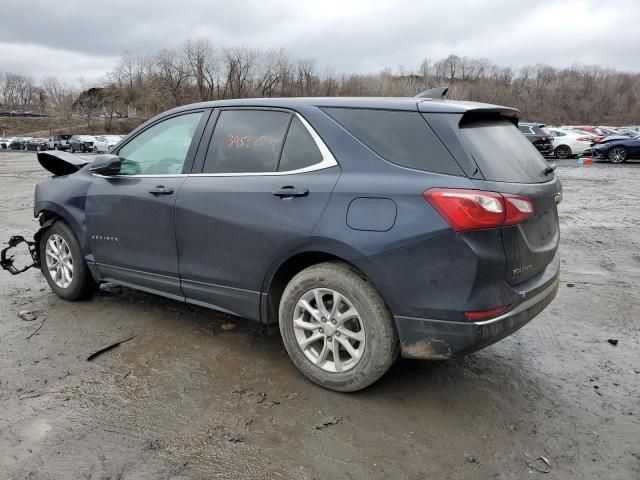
[70,147,75,153]
[279,261,399,392]
[54,145,58,150]
[555,145,572,159]
[39,221,96,301]
[608,147,628,163]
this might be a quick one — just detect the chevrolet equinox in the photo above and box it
[25,96,561,391]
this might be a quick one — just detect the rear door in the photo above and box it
[175,108,340,320]
[86,110,209,298]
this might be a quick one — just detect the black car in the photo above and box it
[4,96,561,392]
[519,123,555,156]
[25,138,49,151]
[69,135,96,153]
[8,138,31,150]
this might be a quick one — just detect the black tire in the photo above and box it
[608,147,628,163]
[70,147,75,153]
[279,261,399,392]
[39,221,96,301]
[54,145,58,150]
[555,145,572,159]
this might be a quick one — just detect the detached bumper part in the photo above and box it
[395,275,559,359]
[1,235,40,275]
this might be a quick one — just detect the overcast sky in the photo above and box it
[1,0,638,85]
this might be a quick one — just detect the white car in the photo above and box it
[93,135,124,153]
[0,137,13,149]
[547,128,593,159]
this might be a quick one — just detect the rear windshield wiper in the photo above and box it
[543,164,556,175]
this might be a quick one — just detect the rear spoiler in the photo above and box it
[37,150,91,176]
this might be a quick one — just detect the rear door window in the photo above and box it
[278,117,323,171]
[458,119,549,183]
[323,108,463,175]
[203,110,291,173]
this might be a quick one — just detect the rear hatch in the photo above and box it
[421,108,561,285]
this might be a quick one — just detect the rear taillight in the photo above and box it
[464,305,509,321]
[576,136,591,141]
[592,138,602,143]
[423,188,536,231]
[535,136,548,141]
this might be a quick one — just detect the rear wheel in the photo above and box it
[608,147,627,163]
[40,221,96,300]
[279,262,399,392]
[555,145,571,159]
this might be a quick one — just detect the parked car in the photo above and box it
[518,123,555,156]
[0,137,12,149]
[25,97,561,392]
[591,137,640,163]
[547,128,592,159]
[47,134,72,150]
[69,135,96,153]
[25,138,49,151]
[620,125,640,132]
[564,125,607,137]
[93,135,123,153]
[9,137,32,150]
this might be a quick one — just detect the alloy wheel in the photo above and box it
[293,288,366,373]
[609,148,627,163]
[45,234,73,289]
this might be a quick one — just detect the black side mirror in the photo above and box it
[89,154,122,175]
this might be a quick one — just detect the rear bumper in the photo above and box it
[395,265,559,359]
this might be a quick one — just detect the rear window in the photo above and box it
[531,126,551,136]
[458,119,550,183]
[323,108,463,175]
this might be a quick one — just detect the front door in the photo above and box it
[86,110,208,298]
[176,109,340,320]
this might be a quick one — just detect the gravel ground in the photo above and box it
[0,151,638,480]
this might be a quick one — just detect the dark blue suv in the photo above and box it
[29,97,561,391]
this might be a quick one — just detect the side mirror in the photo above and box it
[89,154,121,175]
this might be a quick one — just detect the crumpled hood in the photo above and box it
[37,150,91,176]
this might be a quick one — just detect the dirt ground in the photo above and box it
[0,151,638,480]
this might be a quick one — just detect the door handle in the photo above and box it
[272,187,309,198]
[149,186,174,196]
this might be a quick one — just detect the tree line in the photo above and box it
[1,39,639,126]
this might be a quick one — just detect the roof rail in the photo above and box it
[415,87,448,99]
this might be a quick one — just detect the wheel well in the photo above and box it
[265,252,355,324]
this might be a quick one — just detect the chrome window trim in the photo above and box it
[92,111,338,179]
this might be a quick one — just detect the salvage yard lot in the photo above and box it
[0,151,638,479]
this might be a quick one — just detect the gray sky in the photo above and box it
[1,0,638,84]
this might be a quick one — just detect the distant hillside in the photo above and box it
[0,116,147,137]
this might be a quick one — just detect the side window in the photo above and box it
[518,125,532,134]
[117,112,203,175]
[278,117,323,171]
[324,108,463,175]
[203,110,290,173]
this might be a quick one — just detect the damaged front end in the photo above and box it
[1,148,86,276]
[1,234,40,275]
[2,218,57,275]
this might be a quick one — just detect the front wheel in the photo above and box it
[40,221,96,300]
[279,262,399,392]
[608,147,628,163]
